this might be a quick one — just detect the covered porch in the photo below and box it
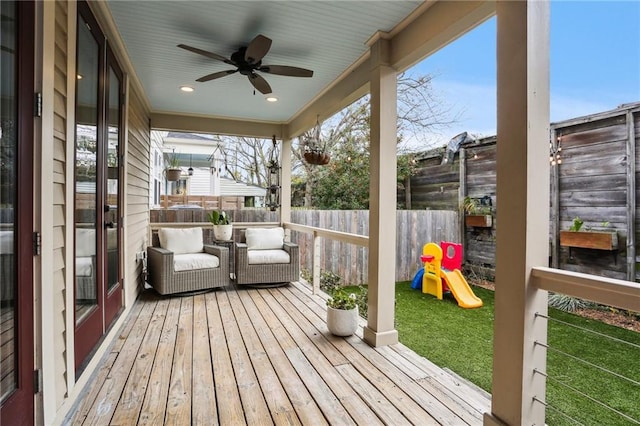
[66,281,490,425]
[22,0,640,425]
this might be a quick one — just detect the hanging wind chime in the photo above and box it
[303,116,330,165]
[266,135,281,212]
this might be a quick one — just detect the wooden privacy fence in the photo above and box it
[290,210,458,285]
[149,208,459,285]
[403,102,640,281]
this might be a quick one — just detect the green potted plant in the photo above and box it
[463,196,492,228]
[559,217,618,250]
[165,152,182,182]
[326,288,359,336]
[207,210,233,241]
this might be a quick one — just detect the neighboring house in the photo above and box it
[4,2,632,426]
[150,131,266,207]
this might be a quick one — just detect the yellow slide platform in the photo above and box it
[440,269,483,309]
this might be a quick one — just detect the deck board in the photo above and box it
[66,281,491,425]
[192,294,218,425]
[138,297,180,425]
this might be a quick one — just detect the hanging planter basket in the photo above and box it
[165,168,182,182]
[303,116,330,166]
[304,151,331,165]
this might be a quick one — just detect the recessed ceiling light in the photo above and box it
[266,96,278,102]
[180,86,194,92]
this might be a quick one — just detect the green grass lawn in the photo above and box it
[390,281,640,425]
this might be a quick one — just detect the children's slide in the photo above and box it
[440,269,483,309]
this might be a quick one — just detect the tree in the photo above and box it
[312,135,371,209]
[294,71,458,208]
[219,136,277,187]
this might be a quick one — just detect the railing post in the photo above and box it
[486,1,550,425]
[312,231,321,294]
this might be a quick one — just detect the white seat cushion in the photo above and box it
[76,256,93,277]
[248,249,290,265]
[245,227,284,250]
[173,253,220,272]
[0,231,13,254]
[158,227,204,254]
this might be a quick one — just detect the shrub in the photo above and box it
[326,288,358,310]
[355,285,368,319]
[548,293,592,312]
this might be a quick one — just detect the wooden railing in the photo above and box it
[148,222,279,247]
[284,222,369,294]
[159,195,244,210]
[531,267,640,312]
[530,266,640,420]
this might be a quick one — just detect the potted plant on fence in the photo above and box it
[463,196,493,228]
[207,210,233,241]
[559,217,618,250]
[326,288,359,336]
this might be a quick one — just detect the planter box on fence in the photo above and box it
[465,214,492,228]
[559,230,618,251]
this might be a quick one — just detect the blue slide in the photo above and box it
[411,268,424,290]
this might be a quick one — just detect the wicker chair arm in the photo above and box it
[283,242,299,265]
[283,241,298,252]
[147,246,174,289]
[204,245,229,265]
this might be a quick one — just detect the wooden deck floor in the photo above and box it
[66,281,491,425]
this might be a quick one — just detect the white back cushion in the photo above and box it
[76,228,96,257]
[0,231,14,254]
[158,227,204,254]
[245,227,284,250]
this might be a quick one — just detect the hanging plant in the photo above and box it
[303,116,331,165]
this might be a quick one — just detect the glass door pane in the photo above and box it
[106,65,120,294]
[0,0,18,402]
[75,14,99,324]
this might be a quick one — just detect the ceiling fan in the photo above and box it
[178,34,314,95]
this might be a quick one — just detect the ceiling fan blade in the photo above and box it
[259,65,313,78]
[177,44,235,66]
[248,73,272,94]
[196,69,237,83]
[245,34,272,64]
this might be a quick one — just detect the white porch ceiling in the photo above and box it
[106,1,423,124]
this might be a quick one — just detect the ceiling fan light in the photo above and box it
[266,96,278,102]
[180,85,194,92]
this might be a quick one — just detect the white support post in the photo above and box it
[363,36,399,347]
[485,1,550,425]
[280,137,292,228]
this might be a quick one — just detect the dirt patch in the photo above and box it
[573,307,640,333]
[469,279,640,333]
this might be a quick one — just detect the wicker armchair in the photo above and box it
[235,227,300,286]
[147,227,229,295]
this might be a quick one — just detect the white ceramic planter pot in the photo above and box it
[213,224,233,241]
[326,306,359,336]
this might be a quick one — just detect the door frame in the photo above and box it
[103,45,124,328]
[73,0,124,372]
[0,0,35,423]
